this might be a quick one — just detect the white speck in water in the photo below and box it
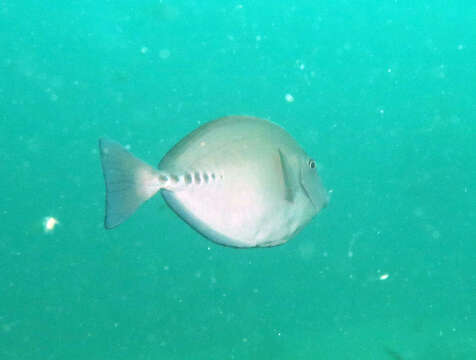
[379,109,385,115]
[457,44,464,51]
[387,68,392,73]
[379,273,389,280]
[295,59,305,70]
[43,216,59,233]
[285,93,294,102]
[140,46,149,54]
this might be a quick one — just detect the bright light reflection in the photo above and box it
[43,216,59,233]
[379,273,389,281]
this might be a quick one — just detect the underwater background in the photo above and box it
[1,1,475,359]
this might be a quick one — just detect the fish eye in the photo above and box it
[308,159,317,169]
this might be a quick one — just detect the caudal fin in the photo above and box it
[99,138,161,229]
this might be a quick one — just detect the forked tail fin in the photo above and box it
[99,138,161,229]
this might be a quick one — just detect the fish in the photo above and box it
[99,115,328,248]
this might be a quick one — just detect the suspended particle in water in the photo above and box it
[285,93,294,102]
[379,273,389,281]
[43,216,59,233]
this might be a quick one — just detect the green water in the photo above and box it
[1,1,475,359]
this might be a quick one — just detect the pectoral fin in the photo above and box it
[278,149,297,202]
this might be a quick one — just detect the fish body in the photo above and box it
[99,116,328,248]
